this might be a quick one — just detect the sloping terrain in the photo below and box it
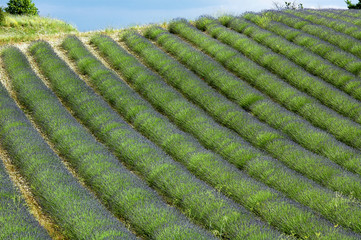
[0,14,77,44]
[1,9,361,239]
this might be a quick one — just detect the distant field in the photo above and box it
[1,9,361,239]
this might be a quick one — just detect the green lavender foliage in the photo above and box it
[144,24,361,199]
[204,16,361,125]
[306,9,361,26]
[221,16,361,104]
[0,49,137,240]
[198,16,361,169]
[287,10,361,40]
[166,18,361,164]
[63,35,300,239]
[29,40,281,240]
[0,156,50,240]
[242,13,361,80]
[118,30,361,235]
[263,11,361,59]
[337,9,361,18]
[89,33,361,239]
[170,17,361,153]
[2,46,214,240]
[2,9,361,240]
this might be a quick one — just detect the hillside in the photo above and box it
[1,9,361,239]
[0,14,77,44]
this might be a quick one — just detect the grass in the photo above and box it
[0,14,77,44]
[0,13,170,45]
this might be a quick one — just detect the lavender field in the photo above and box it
[1,9,361,239]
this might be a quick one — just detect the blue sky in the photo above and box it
[1,0,347,31]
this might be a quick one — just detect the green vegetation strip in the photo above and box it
[0,156,50,240]
[263,11,361,60]
[213,16,361,122]
[145,25,361,196]
[88,31,361,237]
[225,16,361,100]
[169,18,361,154]
[30,40,281,240]
[337,9,361,18]
[198,15,361,161]
[287,10,361,41]
[243,14,361,81]
[0,50,136,240]
[3,46,213,240]
[306,10,361,27]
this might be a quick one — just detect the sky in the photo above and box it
[1,0,348,31]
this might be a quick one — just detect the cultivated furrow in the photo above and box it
[121,30,361,235]
[121,29,361,233]
[245,13,361,78]
[264,11,361,60]
[218,16,361,116]
[168,19,361,153]
[3,46,215,240]
[0,50,137,239]
[90,33,361,238]
[197,16,361,127]
[287,10,361,41]
[306,9,361,26]
[30,40,282,240]
[0,156,50,240]
[337,9,361,18]
[144,24,361,198]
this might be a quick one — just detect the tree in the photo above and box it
[5,0,38,15]
[345,0,361,9]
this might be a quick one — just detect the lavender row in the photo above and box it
[306,9,361,27]
[80,30,361,238]
[287,10,361,41]
[148,20,361,195]
[114,29,361,236]
[3,45,214,240]
[217,15,361,126]
[0,155,50,239]
[263,11,361,61]
[30,40,279,239]
[63,33,295,239]
[0,48,136,239]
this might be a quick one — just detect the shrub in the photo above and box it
[5,0,38,15]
